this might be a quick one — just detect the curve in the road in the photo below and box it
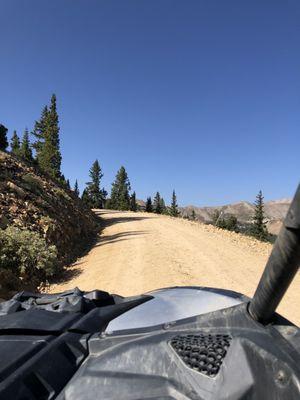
[49,210,300,325]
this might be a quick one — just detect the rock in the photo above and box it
[6,181,26,198]
[9,205,19,213]
[0,215,9,229]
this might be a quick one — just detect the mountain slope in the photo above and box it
[0,151,99,291]
[180,198,291,234]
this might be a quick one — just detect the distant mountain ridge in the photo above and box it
[180,198,291,235]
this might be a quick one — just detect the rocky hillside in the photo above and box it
[180,199,291,235]
[0,151,99,267]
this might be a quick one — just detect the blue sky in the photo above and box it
[1,1,299,206]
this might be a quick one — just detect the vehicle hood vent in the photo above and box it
[170,333,232,377]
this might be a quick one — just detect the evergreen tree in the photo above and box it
[170,190,180,217]
[60,174,66,184]
[0,124,8,151]
[110,166,131,210]
[211,209,239,232]
[32,95,62,178]
[19,128,33,162]
[105,198,112,209]
[212,210,221,225]
[130,191,138,211]
[66,179,71,190]
[226,215,238,232]
[81,188,90,207]
[153,192,162,214]
[74,180,80,197]
[251,190,268,240]
[190,209,196,221]
[145,197,153,213]
[10,131,20,155]
[47,94,61,177]
[160,197,167,214]
[83,160,106,208]
[32,106,48,161]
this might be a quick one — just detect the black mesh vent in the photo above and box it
[170,334,232,377]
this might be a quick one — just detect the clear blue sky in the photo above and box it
[1,1,299,206]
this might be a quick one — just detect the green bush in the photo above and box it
[211,210,239,232]
[0,226,58,286]
[53,187,72,202]
[20,173,43,195]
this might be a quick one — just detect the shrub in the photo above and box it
[53,187,72,202]
[224,215,238,232]
[0,268,22,293]
[211,211,239,232]
[0,226,58,287]
[20,173,44,195]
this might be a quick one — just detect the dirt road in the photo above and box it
[50,210,300,325]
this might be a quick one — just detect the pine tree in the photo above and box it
[10,131,20,155]
[81,188,90,207]
[19,128,33,162]
[60,174,66,184]
[190,209,196,220]
[251,190,268,240]
[160,197,166,214]
[212,210,227,229]
[110,166,131,210]
[47,94,62,177]
[130,191,138,211]
[170,190,180,217]
[83,160,106,208]
[32,95,62,179]
[66,179,71,190]
[212,210,221,225]
[226,215,238,232]
[32,106,48,161]
[153,192,162,214]
[0,124,8,151]
[74,180,80,197]
[145,197,153,213]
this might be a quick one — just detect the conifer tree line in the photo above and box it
[0,94,63,182]
[81,164,138,211]
[1,94,181,214]
[1,124,34,163]
[1,95,140,211]
[144,190,180,217]
[0,95,83,197]
[0,96,273,241]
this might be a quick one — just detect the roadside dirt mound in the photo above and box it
[50,210,300,325]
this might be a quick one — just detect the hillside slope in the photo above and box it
[50,210,300,326]
[180,198,291,234]
[0,151,99,291]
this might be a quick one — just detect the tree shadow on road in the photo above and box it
[48,261,85,288]
[101,215,153,228]
[93,230,149,248]
[49,212,151,288]
[94,210,122,216]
